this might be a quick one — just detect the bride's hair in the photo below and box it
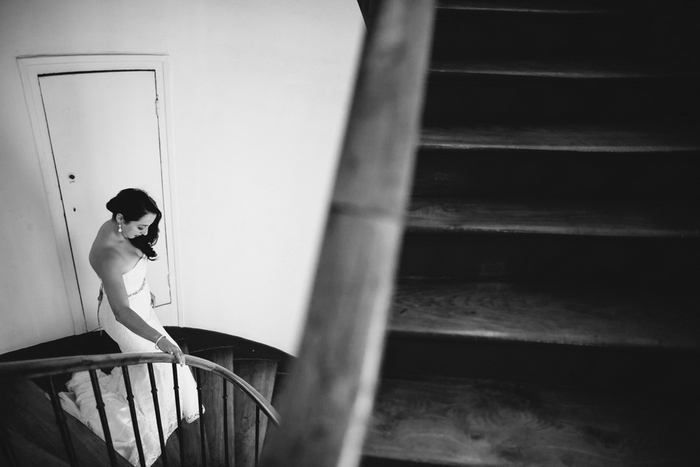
[106,188,162,260]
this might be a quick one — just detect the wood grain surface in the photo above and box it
[364,378,700,466]
[436,0,630,14]
[430,59,688,78]
[420,125,700,152]
[405,198,700,237]
[390,281,700,348]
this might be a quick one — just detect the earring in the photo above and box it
[118,223,122,233]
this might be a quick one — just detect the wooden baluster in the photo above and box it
[223,379,230,467]
[196,368,207,467]
[147,363,168,467]
[259,1,435,467]
[89,369,119,467]
[171,363,186,466]
[122,366,147,467]
[254,406,261,467]
[47,375,80,466]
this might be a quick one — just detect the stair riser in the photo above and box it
[412,148,700,199]
[431,7,697,61]
[432,5,699,61]
[399,233,700,285]
[381,334,700,391]
[422,75,700,126]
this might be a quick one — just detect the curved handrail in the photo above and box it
[0,352,280,427]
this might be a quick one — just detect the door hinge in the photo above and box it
[155,96,160,117]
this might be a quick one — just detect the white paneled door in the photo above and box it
[38,70,174,331]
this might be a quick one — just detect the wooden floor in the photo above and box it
[364,377,700,467]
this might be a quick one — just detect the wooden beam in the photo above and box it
[259,2,435,467]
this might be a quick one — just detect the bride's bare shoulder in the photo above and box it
[89,222,124,273]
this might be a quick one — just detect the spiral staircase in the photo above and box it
[2,2,699,467]
[0,329,287,467]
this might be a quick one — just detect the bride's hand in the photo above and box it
[156,336,185,366]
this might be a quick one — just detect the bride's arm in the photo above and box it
[91,250,185,365]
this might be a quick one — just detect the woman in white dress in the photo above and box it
[88,188,202,466]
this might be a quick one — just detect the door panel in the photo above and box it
[39,70,172,331]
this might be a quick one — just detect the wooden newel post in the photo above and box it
[259,2,435,467]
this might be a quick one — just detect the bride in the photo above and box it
[86,188,202,466]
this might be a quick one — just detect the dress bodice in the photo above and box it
[123,255,147,298]
[98,254,150,323]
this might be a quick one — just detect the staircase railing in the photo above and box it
[260,1,435,467]
[0,352,280,467]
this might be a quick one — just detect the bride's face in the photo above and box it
[122,213,157,239]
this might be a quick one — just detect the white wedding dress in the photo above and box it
[65,255,201,466]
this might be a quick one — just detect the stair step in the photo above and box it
[391,281,700,349]
[430,59,697,78]
[398,230,700,286]
[363,377,700,467]
[420,125,700,152]
[414,149,700,199]
[405,198,700,237]
[431,2,650,61]
[431,1,698,62]
[437,0,648,14]
[382,333,700,391]
[421,71,699,126]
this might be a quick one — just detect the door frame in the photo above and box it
[18,54,179,333]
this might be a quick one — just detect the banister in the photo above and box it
[0,352,281,427]
[260,1,435,467]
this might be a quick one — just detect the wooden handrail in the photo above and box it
[0,352,280,426]
[260,2,435,467]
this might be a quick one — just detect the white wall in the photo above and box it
[0,0,364,355]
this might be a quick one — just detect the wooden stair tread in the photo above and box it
[430,60,697,79]
[406,198,700,237]
[420,126,700,152]
[391,281,700,349]
[364,377,700,466]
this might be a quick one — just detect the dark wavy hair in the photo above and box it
[106,188,162,260]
